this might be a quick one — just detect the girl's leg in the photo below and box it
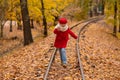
[59,48,67,64]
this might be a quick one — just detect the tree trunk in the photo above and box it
[101,0,105,15]
[0,13,5,38]
[119,12,120,32]
[93,6,98,16]
[30,19,34,28]
[40,0,48,37]
[0,21,6,38]
[20,0,33,46]
[119,19,120,32]
[10,19,12,32]
[80,0,84,8]
[17,21,22,30]
[53,16,59,26]
[17,14,22,30]
[0,0,8,38]
[118,1,120,32]
[89,9,93,17]
[89,0,93,17]
[113,1,117,36]
[0,22,3,38]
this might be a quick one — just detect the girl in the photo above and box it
[54,18,78,67]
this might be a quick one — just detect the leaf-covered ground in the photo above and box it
[0,20,120,80]
[79,20,120,80]
[0,22,44,55]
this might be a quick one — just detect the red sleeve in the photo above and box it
[69,29,78,39]
[54,28,59,34]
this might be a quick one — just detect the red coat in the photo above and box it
[54,28,77,48]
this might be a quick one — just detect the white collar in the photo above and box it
[55,23,68,32]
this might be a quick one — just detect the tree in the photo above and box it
[10,19,12,32]
[0,0,8,38]
[14,0,22,30]
[9,0,13,32]
[20,0,33,46]
[113,1,117,36]
[40,0,47,37]
[118,1,120,32]
[105,0,118,36]
[30,19,34,28]
[119,13,120,32]
[89,0,93,17]
[5,0,22,31]
[101,0,105,15]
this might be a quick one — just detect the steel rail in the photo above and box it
[76,17,103,80]
[43,16,104,80]
[76,21,94,80]
[44,48,58,80]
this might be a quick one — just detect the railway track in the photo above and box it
[0,17,102,56]
[43,16,104,80]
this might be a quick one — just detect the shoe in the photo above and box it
[62,63,67,68]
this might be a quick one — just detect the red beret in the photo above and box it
[59,18,67,24]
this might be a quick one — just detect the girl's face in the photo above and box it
[60,24,66,27]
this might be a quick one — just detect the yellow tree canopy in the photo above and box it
[28,0,74,23]
[4,0,74,23]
